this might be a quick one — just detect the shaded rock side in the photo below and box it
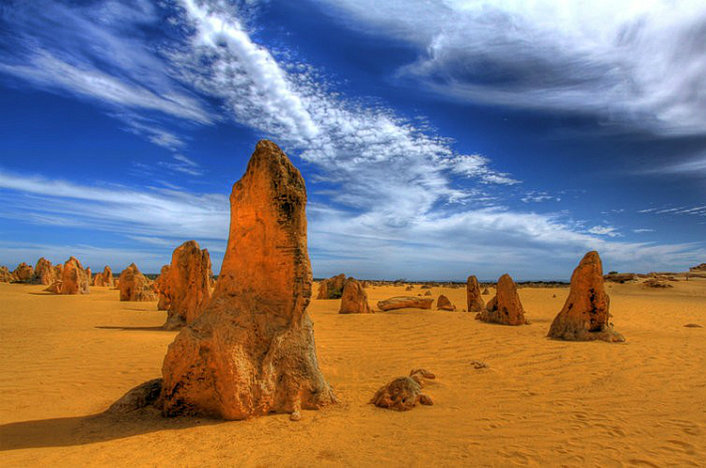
[162,241,213,330]
[377,296,434,311]
[93,266,114,287]
[160,139,336,420]
[155,265,172,311]
[476,274,527,325]
[12,262,33,283]
[547,251,624,342]
[466,275,484,313]
[118,263,156,301]
[436,294,456,311]
[338,277,373,314]
[317,273,346,299]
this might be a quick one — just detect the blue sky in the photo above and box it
[0,0,704,280]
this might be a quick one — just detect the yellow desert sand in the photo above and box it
[1,279,705,466]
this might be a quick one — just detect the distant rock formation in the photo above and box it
[377,296,434,311]
[118,263,156,301]
[689,263,706,272]
[604,273,637,283]
[317,273,346,299]
[33,257,56,285]
[92,266,114,287]
[424,290,432,296]
[155,265,171,311]
[0,266,13,283]
[51,256,90,295]
[159,140,336,420]
[12,262,33,283]
[370,369,435,411]
[436,294,456,311]
[339,277,373,314]
[643,278,673,288]
[476,274,527,325]
[161,241,213,330]
[547,251,624,342]
[482,287,490,295]
[466,275,484,313]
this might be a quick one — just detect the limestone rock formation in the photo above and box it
[476,274,527,325]
[92,266,114,287]
[377,296,434,311]
[436,294,456,311]
[33,257,56,285]
[689,263,706,272]
[424,290,432,296]
[159,139,336,420]
[547,251,624,342]
[482,287,490,295]
[155,265,171,311]
[118,263,156,301]
[317,273,346,299]
[161,241,213,330]
[55,256,90,295]
[466,275,484,313]
[604,273,637,283]
[12,262,34,283]
[370,369,435,411]
[0,266,12,283]
[338,277,373,314]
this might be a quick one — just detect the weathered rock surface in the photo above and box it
[317,273,346,299]
[436,294,456,311]
[339,277,373,314]
[118,263,156,301]
[155,265,171,311]
[377,296,434,311]
[0,266,13,283]
[482,288,490,295]
[12,262,34,283]
[93,266,114,287]
[33,257,56,285]
[689,263,706,272]
[476,274,527,325]
[159,139,336,420]
[370,369,435,411]
[643,279,673,288]
[54,256,90,295]
[161,241,213,330]
[424,290,432,296]
[466,275,484,313]
[548,251,624,342]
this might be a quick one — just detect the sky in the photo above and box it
[0,0,705,281]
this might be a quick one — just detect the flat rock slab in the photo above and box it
[377,296,434,311]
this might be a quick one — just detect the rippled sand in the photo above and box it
[1,279,704,466]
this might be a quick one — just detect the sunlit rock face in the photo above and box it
[118,263,155,302]
[160,140,336,420]
[476,274,527,326]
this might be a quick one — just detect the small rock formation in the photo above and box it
[338,277,373,314]
[547,251,624,342]
[317,273,346,299]
[118,263,156,301]
[405,285,414,291]
[604,273,637,283]
[481,287,490,295]
[370,369,435,411]
[159,139,336,420]
[377,296,434,311]
[155,265,171,311]
[93,266,114,287]
[470,360,489,369]
[436,294,456,311]
[476,274,527,325]
[689,263,706,272]
[52,256,90,295]
[33,257,56,285]
[161,241,213,330]
[12,262,34,283]
[466,275,484,313]
[424,290,432,296]
[643,279,673,288]
[0,266,13,283]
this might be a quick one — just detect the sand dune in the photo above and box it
[1,280,705,466]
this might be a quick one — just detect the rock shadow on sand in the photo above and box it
[95,325,174,332]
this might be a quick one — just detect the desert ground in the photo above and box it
[1,279,705,467]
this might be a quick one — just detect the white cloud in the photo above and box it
[588,225,621,238]
[633,228,655,233]
[317,0,706,136]
[521,191,561,203]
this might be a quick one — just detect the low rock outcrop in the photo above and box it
[689,263,706,272]
[436,294,456,311]
[161,241,213,330]
[466,275,484,313]
[12,262,33,283]
[92,266,114,287]
[317,273,346,299]
[643,279,673,288]
[33,257,56,285]
[604,273,637,283]
[370,369,435,411]
[0,266,13,283]
[339,277,373,314]
[547,251,624,342]
[476,274,527,325]
[377,296,434,311]
[118,263,156,301]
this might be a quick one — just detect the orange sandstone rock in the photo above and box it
[339,277,373,314]
[370,369,435,411]
[317,273,346,299]
[0,266,13,282]
[159,140,336,420]
[155,265,171,311]
[476,274,527,325]
[93,266,114,287]
[377,296,434,311]
[161,241,213,330]
[466,275,484,313]
[436,294,456,311]
[118,263,156,301]
[12,262,34,283]
[33,257,56,285]
[548,251,624,342]
[57,256,90,295]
